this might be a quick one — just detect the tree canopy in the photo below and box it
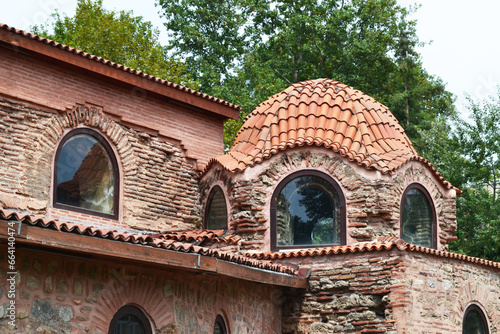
[158,0,455,149]
[32,0,198,88]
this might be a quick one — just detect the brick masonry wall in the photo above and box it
[0,98,201,231]
[0,47,225,168]
[275,250,405,333]
[201,148,457,253]
[395,252,500,334]
[0,246,283,333]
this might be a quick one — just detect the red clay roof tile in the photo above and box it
[204,79,457,193]
[0,209,295,275]
[244,237,500,269]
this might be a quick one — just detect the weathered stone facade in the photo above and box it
[0,246,284,333]
[201,147,457,253]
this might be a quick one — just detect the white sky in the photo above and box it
[1,0,499,119]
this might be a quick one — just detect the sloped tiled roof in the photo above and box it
[0,209,293,275]
[245,237,500,269]
[159,229,241,245]
[206,79,455,191]
[0,23,239,113]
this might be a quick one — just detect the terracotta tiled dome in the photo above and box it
[208,79,455,190]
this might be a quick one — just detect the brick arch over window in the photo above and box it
[91,274,174,332]
[40,104,137,178]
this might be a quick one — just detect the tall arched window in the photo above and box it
[109,305,152,334]
[463,304,489,334]
[271,171,345,250]
[213,315,227,334]
[205,185,228,230]
[400,184,436,248]
[54,128,119,219]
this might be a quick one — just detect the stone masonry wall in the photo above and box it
[0,245,283,333]
[0,99,200,231]
[201,148,457,253]
[396,252,500,333]
[276,250,405,333]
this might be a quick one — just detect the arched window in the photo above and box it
[109,305,152,334]
[400,184,436,248]
[54,128,119,219]
[463,304,489,334]
[205,185,228,230]
[271,171,345,250]
[213,315,227,334]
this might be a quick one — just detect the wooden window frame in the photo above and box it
[108,305,153,334]
[270,170,346,251]
[53,128,119,219]
[204,185,228,230]
[400,183,437,249]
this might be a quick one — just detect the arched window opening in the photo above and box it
[54,128,119,219]
[213,315,227,334]
[400,184,436,248]
[463,304,489,334]
[271,171,345,250]
[205,186,228,230]
[109,305,152,334]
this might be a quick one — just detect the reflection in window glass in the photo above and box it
[56,133,115,215]
[109,305,152,334]
[114,314,145,334]
[401,187,434,248]
[463,305,489,334]
[206,186,227,230]
[213,315,227,334]
[276,175,341,247]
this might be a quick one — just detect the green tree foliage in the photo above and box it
[158,0,455,149]
[445,92,500,261]
[32,0,197,88]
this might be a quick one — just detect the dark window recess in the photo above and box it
[213,315,227,334]
[205,186,228,230]
[271,171,345,249]
[54,129,118,219]
[463,305,489,334]
[401,184,436,248]
[109,305,152,334]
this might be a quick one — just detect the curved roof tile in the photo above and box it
[205,79,456,192]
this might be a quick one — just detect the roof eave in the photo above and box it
[0,25,240,120]
[0,220,306,288]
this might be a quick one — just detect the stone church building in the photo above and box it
[0,24,498,333]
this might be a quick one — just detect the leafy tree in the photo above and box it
[157,0,455,149]
[32,0,198,88]
[447,91,500,262]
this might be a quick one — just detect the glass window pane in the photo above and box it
[213,315,227,334]
[114,314,145,334]
[401,187,433,248]
[56,133,115,215]
[463,308,488,334]
[276,175,341,247]
[207,187,227,230]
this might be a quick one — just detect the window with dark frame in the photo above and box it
[213,315,227,334]
[463,304,489,334]
[108,305,152,334]
[205,185,228,230]
[271,170,345,250]
[400,183,436,248]
[54,128,119,219]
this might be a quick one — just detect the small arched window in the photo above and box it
[463,304,489,334]
[109,305,152,334]
[271,171,345,250]
[205,186,228,230]
[54,128,119,219]
[400,184,436,248]
[213,315,227,334]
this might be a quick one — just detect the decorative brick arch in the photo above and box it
[454,281,496,331]
[40,103,137,177]
[91,273,175,332]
